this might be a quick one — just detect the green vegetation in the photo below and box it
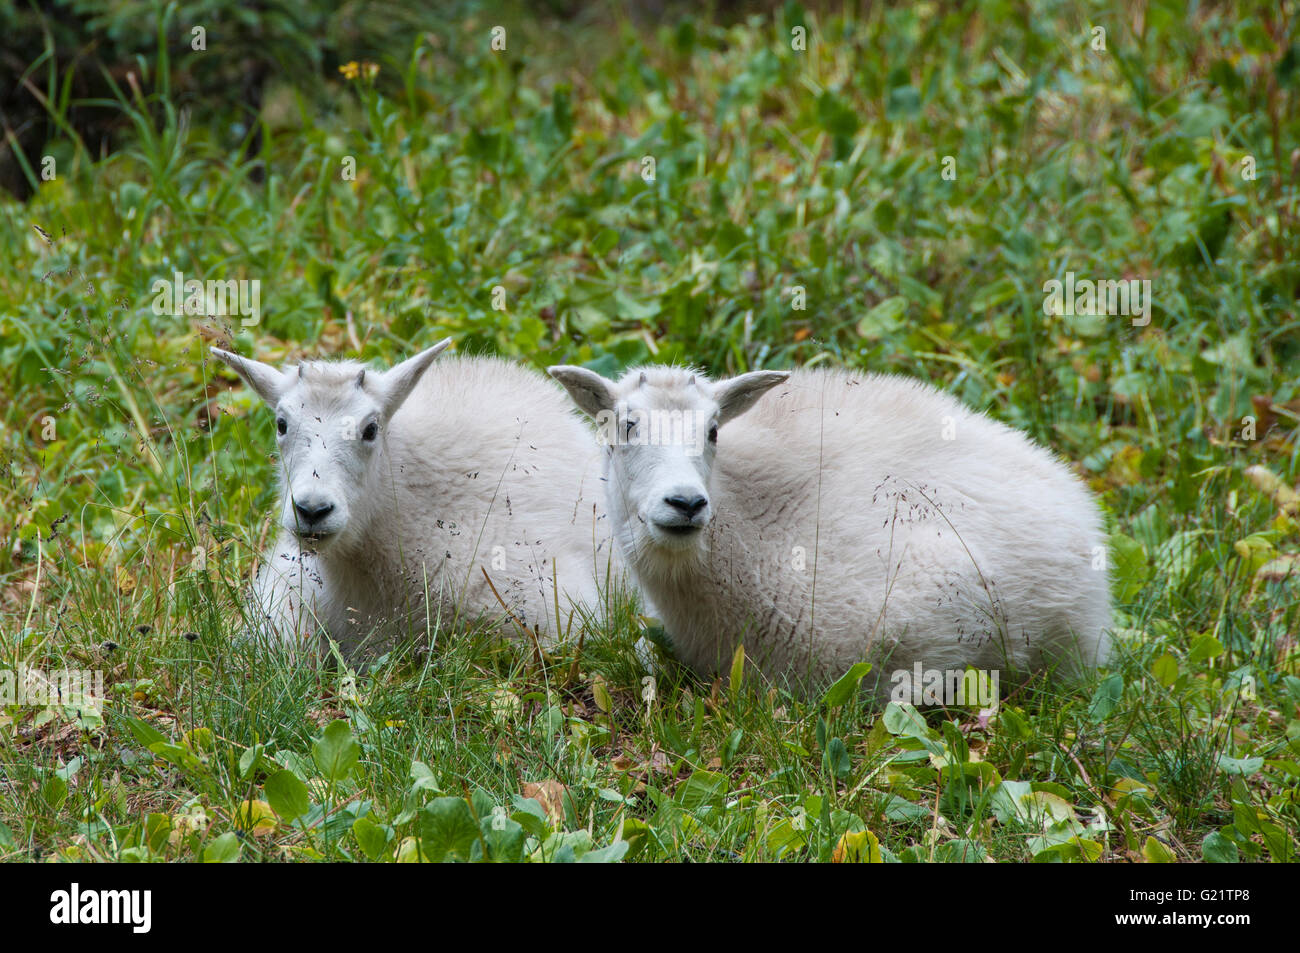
[0,0,1297,862]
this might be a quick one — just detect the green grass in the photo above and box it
[0,0,1297,862]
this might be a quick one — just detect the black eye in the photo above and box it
[361,421,379,442]
[276,417,287,436]
[624,418,636,439]
[708,425,718,443]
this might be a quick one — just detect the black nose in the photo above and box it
[664,494,708,518]
[294,500,335,525]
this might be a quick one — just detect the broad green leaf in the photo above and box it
[409,760,441,793]
[591,228,619,256]
[1108,533,1150,602]
[1032,837,1105,862]
[417,797,479,863]
[1150,652,1179,687]
[144,814,171,853]
[931,839,986,863]
[312,719,359,783]
[203,832,241,863]
[823,737,851,779]
[239,743,268,780]
[766,819,806,857]
[1217,754,1264,776]
[882,701,928,737]
[1155,530,1204,588]
[577,840,629,863]
[991,781,1077,826]
[1201,831,1239,863]
[856,296,907,337]
[881,794,929,822]
[533,829,595,863]
[823,662,872,708]
[265,769,312,823]
[1087,674,1123,723]
[1188,634,1224,664]
[120,715,166,748]
[352,816,390,861]
[477,815,526,863]
[723,727,743,766]
[676,769,727,812]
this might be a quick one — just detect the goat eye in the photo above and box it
[708,425,718,443]
[361,421,379,442]
[624,419,636,439]
[276,417,287,436]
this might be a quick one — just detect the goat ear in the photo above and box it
[548,365,617,418]
[211,347,290,406]
[381,338,451,416]
[713,370,790,425]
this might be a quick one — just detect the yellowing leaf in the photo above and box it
[183,727,215,752]
[1245,465,1300,515]
[1234,534,1274,561]
[1257,554,1300,583]
[522,780,570,823]
[235,800,278,837]
[1109,776,1153,802]
[115,565,136,594]
[832,828,883,863]
[1142,836,1177,863]
[395,836,422,863]
[729,643,746,700]
[591,675,612,714]
[490,688,521,726]
[1106,444,1143,486]
[1150,652,1179,688]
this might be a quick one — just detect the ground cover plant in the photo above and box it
[0,0,1297,863]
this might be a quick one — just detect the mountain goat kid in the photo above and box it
[212,341,616,656]
[548,363,1111,700]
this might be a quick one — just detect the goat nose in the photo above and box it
[294,499,335,524]
[664,494,708,517]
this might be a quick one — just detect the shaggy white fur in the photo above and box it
[214,343,617,655]
[549,363,1112,698]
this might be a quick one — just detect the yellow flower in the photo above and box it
[339,61,379,82]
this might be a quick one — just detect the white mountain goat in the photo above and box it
[212,341,617,655]
[548,363,1112,699]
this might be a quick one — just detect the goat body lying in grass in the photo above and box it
[212,341,617,655]
[549,363,1112,699]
